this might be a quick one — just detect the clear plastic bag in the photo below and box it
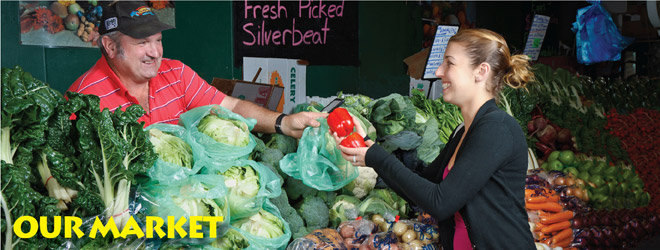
[279,118,359,191]
[144,123,204,185]
[387,219,440,248]
[57,193,157,250]
[337,219,379,248]
[286,228,347,250]
[179,105,257,161]
[571,0,634,65]
[202,159,282,220]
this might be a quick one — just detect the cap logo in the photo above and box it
[105,17,118,31]
[131,6,155,17]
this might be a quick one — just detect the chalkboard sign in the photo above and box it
[233,1,358,66]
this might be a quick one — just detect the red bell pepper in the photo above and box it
[327,107,354,137]
[340,132,367,148]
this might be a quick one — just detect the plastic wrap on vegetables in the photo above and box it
[179,105,257,161]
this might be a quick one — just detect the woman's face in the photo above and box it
[434,42,479,106]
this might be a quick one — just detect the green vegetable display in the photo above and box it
[68,91,157,230]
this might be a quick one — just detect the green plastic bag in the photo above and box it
[279,118,359,191]
[144,123,204,184]
[230,200,291,250]
[179,105,257,161]
[138,174,230,246]
[202,159,282,220]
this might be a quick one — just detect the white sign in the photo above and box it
[423,25,459,80]
[523,15,551,61]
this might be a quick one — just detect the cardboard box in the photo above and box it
[210,78,284,111]
[243,57,307,114]
[403,48,431,80]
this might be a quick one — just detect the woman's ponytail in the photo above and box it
[502,54,534,90]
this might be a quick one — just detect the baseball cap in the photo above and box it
[99,1,173,39]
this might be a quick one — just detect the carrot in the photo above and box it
[552,235,574,248]
[540,220,571,234]
[550,228,573,245]
[525,189,535,197]
[540,210,574,224]
[533,231,545,240]
[526,195,560,204]
[542,238,552,246]
[525,202,563,212]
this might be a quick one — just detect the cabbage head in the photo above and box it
[149,129,194,169]
[222,166,260,215]
[173,184,224,217]
[232,209,285,239]
[198,115,250,147]
[210,228,250,250]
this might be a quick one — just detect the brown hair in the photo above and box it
[99,31,124,59]
[448,29,534,100]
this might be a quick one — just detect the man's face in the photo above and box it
[111,32,163,84]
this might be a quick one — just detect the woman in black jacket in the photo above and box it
[336,29,536,249]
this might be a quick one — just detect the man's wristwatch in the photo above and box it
[275,113,287,135]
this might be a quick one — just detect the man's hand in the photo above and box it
[282,112,328,138]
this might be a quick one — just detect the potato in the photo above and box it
[372,214,385,225]
[408,240,423,250]
[392,222,408,237]
[402,230,417,243]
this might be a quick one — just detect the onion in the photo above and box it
[565,177,576,187]
[573,188,584,200]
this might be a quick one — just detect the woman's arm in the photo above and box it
[365,120,514,221]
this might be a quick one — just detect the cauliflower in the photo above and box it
[342,167,378,199]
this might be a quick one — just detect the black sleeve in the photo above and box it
[365,121,514,221]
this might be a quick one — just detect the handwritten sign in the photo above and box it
[233,0,358,66]
[523,14,551,61]
[423,25,459,80]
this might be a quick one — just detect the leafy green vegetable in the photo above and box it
[171,184,224,217]
[1,66,81,249]
[149,128,194,169]
[198,114,250,147]
[369,93,417,137]
[210,228,250,249]
[358,189,409,219]
[68,91,157,230]
[232,209,286,239]
[222,165,260,218]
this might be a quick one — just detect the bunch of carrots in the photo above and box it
[525,188,577,249]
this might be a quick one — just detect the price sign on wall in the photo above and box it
[523,14,551,61]
[423,25,459,80]
[233,1,358,66]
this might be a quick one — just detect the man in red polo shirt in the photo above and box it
[68,1,325,138]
